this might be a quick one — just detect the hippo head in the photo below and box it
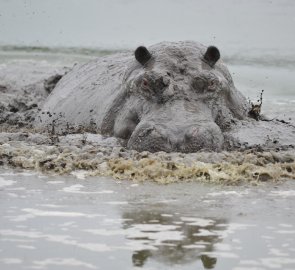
[110,41,250,153]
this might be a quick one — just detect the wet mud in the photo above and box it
[1,132,294,184]
[0,58,68,129]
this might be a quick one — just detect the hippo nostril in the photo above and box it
[137,126,154,138]
[182,126,214,152]
[128,124,174,152]
[180,124,224,152]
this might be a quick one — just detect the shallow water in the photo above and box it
[1,170,295,270]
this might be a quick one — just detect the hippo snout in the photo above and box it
[127,122,224,153]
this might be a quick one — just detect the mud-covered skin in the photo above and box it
[36,41,294,152]
[0,59,67,130]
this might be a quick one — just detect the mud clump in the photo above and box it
[0,60,68,130]
[0,88,40,129]
[44,74,63,93]
[0,133,294,185]
[249,90,264,120]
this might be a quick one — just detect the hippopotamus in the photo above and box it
[36,41,295,152]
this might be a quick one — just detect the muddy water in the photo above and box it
[1,170,295,270]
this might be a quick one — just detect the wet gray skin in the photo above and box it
[36,41,295,152]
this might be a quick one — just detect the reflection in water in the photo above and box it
[121,209,227,269]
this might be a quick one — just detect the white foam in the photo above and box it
[105,201,128,205]
[276,230,295,234]
[193,229,217,237]
[239,259,260,266]
[269,248,289,257]
[183,244,207,249]
[84,229,125,236]
[261,257,295,268]
[130,184,139,187]
[22,208,101,218]
[279,224,293,228]
[123,240,158,251]
[85,224,184,249]
[233,267,264,270]
[126,228,184,246]
[6,187,26,191]
[210,223,256,239]
[0,230,111,252]
[7,193,18,198]
[261,235,275,240]
[71,170,88,180]
[270,190,295,197]
[130,224,180,232]
[47,181,64,185]
[32,258,96,269]
[207,190,249,197]
[180,217,215,227]
[62,184,84,192]
[17,245,36,250]
[38,204,65,208]
[201,251,239,258]
[0,172,36,176]
[215,243,232,252]
[148,220,159,223]
[0,177,16,188]
[62,184,114,194]
[103,218,129,224]
[0,258,23,264]
[59,222,76,227]
[8,213,35,222]
[161,214,173,217]
[0,237,34,243]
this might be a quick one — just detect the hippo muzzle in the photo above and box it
[126,100,224,153]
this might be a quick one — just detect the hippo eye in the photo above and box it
[208,79,218,91]
[192,77,206,92]
[192,73,219,92]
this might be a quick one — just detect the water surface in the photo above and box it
[1,170,295,270]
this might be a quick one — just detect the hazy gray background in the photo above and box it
[0,0,294,54]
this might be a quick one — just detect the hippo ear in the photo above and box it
[135,46,152,65]
[204,46,220,67]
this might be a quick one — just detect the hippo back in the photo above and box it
[36,52,134,132]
